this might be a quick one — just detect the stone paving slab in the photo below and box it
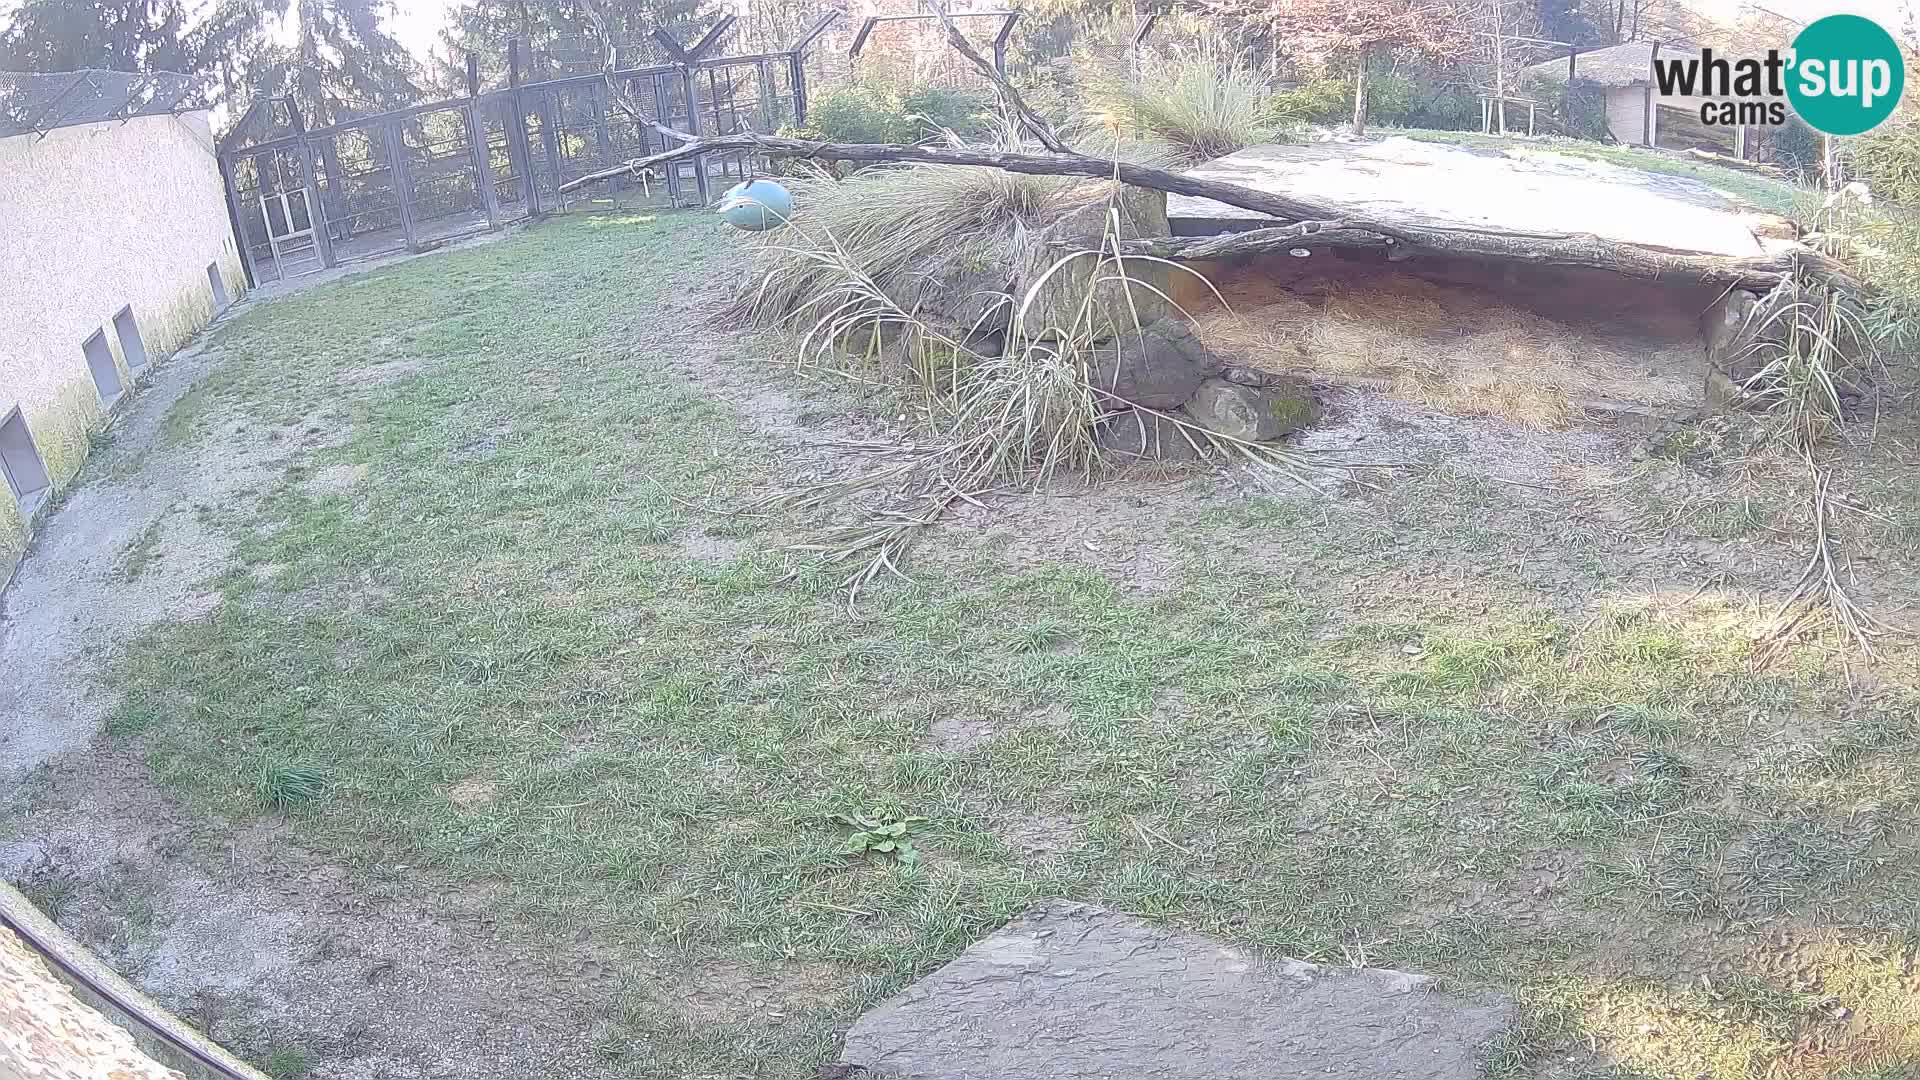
[833,901,1515,1079]
[1169,136,1766,259]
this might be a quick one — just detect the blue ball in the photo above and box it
[716,179,792,231]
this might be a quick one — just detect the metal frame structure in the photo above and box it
[0,69,201,141]
[849,11,1021,75]
[216,17,839,287]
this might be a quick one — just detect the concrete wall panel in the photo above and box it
[0,110,243,570]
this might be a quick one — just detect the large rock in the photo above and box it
[897,239,1018,332]
[1087,320,1223,408]
[1186,376,1320,441]
[833,901,1515,1079]
[1699,287,1771,409]
[1097,409,1204,462]
[1011,184,1175,337]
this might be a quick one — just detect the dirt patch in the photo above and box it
[3,752,631,1080]
[929,477,1215,587]
[1298,387,1625,487]
[446,775,496,810]
[337,358,426,387]
[0,343,309,780]
[1189,261,1706,429]
[931,703,1070,752]
[679,959,844,1026]
[1001,814,1077,859]
[306,463,369,495]
[679,530,747,562]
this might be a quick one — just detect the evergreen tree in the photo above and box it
[0,0,194,73]
[220,0,425,127]
[434,0,714,90]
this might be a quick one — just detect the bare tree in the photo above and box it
[1208,0,1475,136]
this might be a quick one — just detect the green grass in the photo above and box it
[1390,128,1806,215]
[262,1046,315,1080]
[115,519,165,582]
[88,211,1920,1079]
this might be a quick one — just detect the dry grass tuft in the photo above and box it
[1192,275,1702,429]
[744,206,1336,601]
[727,160,1070,333]
[727,119,1174,339]
[1079,53,1297,166]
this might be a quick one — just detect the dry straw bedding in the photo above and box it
[1190,273,1705,429]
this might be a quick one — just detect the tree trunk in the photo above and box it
[1491,0,1507,135]
[1351,46,1371,137]
[1109,224,1849,292]
[559,127,1849,293]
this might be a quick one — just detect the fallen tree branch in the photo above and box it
[924,0,1070,153]
[1108,225,1835,289]
[560,131,1843,290]
[1757,457,1900,668]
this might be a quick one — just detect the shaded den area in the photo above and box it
[1174,246,1726,427]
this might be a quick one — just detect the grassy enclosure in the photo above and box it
[2,201,1909,1079]
[12,30,1920,1080]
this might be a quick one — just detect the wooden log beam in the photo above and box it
[1112,226,1814,291]
[555,130,1833,291]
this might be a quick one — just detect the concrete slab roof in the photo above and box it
[1167,136,1767,259]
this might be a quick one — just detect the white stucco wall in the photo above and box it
[1605,84,1652,145]
[0,109,243,570]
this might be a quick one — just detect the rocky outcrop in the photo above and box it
[1087,320,1222,408]
[1010,183,1174,337]
[1185,376,1320,441]
[1096,410,1203,462]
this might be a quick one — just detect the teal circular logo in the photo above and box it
[1787,14,1905,136]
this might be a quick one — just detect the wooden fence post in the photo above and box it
[784,11,841,127]
[465,102,500,229]
[789,52,808,126]
[681,65,709,205]
[756,58,776,130]
[592,82,617,188]
[281,98,336,269]
[536,92,564,207]
[381,120,421,251]
[217,153,259,288]
[465,53,500,229]
[653,75,680,203]
[507,38,542,216]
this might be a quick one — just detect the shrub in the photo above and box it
[1770,114,1821,177]
[1082,54,1297,165]
[1370,69,1480,131]
[1849,120,1920,205]
[899,86,995,138]
[1269,77,1352,125]
[1860,209,1920,353]
[791,83,994,145]
[1275,69,1481,132]
[1516,73,1608,141]
[1796,181,1920,354]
